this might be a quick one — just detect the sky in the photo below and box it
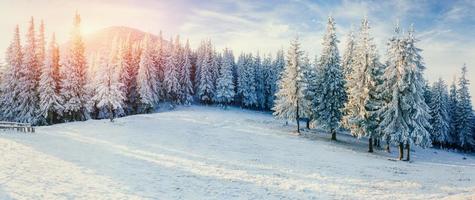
[0,0,474,103]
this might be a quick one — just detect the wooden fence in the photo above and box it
[0,121,35,133]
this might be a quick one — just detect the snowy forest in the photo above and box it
[1,13,474,160]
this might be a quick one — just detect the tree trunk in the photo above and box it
[306,119,310,129]
[109,104,114,122]
[296,101,300,134]
[405,143,410,161]
[398,143,404,160]
[368,136,374,153]
[331,129,337,141]
[385,141,391,153]
[296,117,300,134]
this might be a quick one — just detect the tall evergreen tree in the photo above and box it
[137,34,160,112]
[197,41,215,104]
[342,30,356,82]
[215,48,235,106]
[61,12,89,121]
[0,25,22,121]
[343,18,383,152]
[298,54,314,127]
[380,25,432,161]
[429,78,450,148]
[273,37,305,133]
[266,49,285,110]
[18,17,40,124]
[118,34,138,114]
[164,37,181,103]
[39,33,63,124]
[448,78,458,147]
[93,39,125,122]
[179,40,194,105]
[455,64,474,151]
[237,53,257,108]
[314,16,346,140]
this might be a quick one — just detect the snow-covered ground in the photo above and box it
[0,105,474,199]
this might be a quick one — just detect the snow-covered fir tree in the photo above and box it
[36,20,46,77]
[380,25,432,161]
[455,64,474,151]
[137,34,160,112]
[0,25,22,121]
[314,16,346,140]
[155,31,166,100]
[262,54,274,110]
[210,49,221,103]
[118,34,138,114]
[61,13,89,121]
[215,48,235,106]
[237,53,257,108]
[429,78,450,148]
[197,40,215,104]
[267,49,285,110]
[18,17,40,124]
[341,30,356,82]
[179,40,193,105]
[447,78,458,147]
[164,37,181,103]
[39,33,63,124]
[273,37,305,133]
[298,54,314,127]
[93,39,125,122]
[343,18,384,152]
[254,53,266,110]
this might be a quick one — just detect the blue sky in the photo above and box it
[0,0,474,102]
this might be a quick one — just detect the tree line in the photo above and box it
[273,17,474,160]
[1,14,474,159]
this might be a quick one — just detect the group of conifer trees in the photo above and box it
[273,17,474,159]
[1,14,473,157]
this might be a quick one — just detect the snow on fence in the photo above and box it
[0,121,35,133]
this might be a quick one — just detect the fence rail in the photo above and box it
[0,121,35,133]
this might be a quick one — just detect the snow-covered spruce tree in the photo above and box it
[254,53,266,110]
[341,30,356,83]
[155,31,166,100]
[39,33,63,124]
[423,80,432,108]
[164,37,181,104]
[18,17,40,124]
[342,18,384,152]
[429,78,450,148]
[273,37,305,133]
[262,54,274,110]
[61,13,89,121]
[93,39,125,122]
[238,53,257,108]
[215,48,235,107]
[179,40,194,105]
[455,64,474,151]
[36,20,46,78]
[0,25,22,121]
[194,40,206,94]
[447,78,458,147]
[380,25,432,161]
[137,34,160,113]
[210,49,221,103]
[266,49,285,110]
[118,34,139,114]
[299,54,314,128]
[314,17,346,140]
[197,41,215,104]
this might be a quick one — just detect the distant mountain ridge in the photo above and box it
[62,26,162,57]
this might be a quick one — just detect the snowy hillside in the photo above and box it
[1,106,474,199]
